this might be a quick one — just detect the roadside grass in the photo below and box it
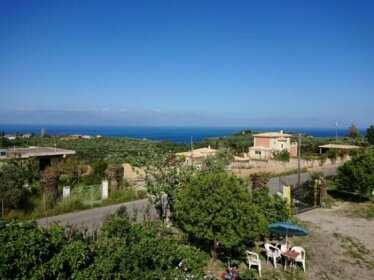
[333,232,374,270]
[269,167,308,178]
[17,188,148,220]
[101,189,147,206]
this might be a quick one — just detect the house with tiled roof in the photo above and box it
[249,130,298,160]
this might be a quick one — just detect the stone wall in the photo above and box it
[231,155,350,170]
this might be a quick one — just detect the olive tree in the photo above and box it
[146,154,194,222]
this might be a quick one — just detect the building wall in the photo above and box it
[254,137,270,148]
[249,149,271,160]
[290,145,298,157]
[250,136,299,160]
[232,155,350,169]
[270,138,290,151]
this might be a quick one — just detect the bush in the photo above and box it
[336,149,374,200]
[0,218,208,279]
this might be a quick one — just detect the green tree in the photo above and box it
[367,125,374,145]
[336,149,374,200]
[174,173,267,261]
[348,124,360,138]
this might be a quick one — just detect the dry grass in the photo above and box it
[297,201,374,279]
[333,232,374,270]
[335,201,374,220]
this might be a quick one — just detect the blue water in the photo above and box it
[0,124,365,143]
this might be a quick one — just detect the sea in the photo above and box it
[0,124,366,144]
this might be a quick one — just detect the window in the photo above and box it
[255,150,261,155]
[281,144,284,148]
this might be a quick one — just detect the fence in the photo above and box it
[291,181,314,213]
[64,184,102,205]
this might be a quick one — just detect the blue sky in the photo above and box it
[0,0,373,128]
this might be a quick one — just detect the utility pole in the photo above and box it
[91,185,94,239]
[54,131,57,151]
[190,136,193,151]
[44,192,48,229]
[335,121,338,142]
[297,133,301,187]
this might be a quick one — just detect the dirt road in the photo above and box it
[296,202,374,279]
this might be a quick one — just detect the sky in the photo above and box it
[0,0,373,128]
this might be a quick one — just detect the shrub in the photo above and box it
[272,149,290,162]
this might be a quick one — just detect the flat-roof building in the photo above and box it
[318,144,360,154]
[2,146,75,170]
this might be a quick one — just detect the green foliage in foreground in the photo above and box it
[0,218,208,279]
[336,148,374,199]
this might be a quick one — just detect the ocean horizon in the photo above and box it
[0,124,366,143]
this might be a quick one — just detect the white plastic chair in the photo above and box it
[276,240,289,253]
[264,243,281,269]
[246,251,262,276]
[290,246,306,272]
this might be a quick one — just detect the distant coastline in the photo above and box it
[0,123,366,143]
